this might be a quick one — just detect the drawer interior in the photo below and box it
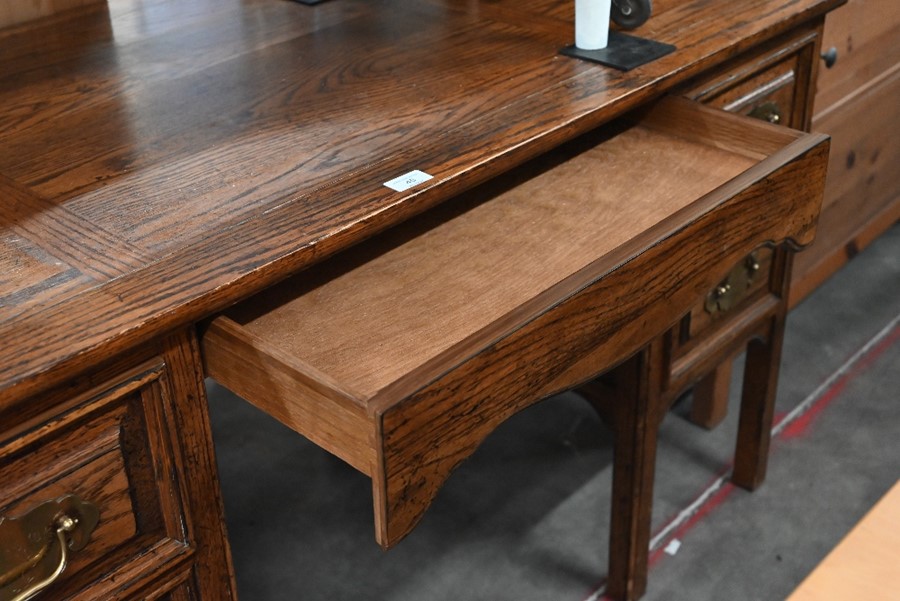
[210,99,803,399]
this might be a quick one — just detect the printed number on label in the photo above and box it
[384,170,433,192]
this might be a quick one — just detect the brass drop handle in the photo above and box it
[6,517,77,601]
[0,495,99,601]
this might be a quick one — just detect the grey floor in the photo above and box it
[208,223,900,601]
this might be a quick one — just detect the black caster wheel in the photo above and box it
[611,0,652,30]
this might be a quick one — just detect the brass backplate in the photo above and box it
[704,253,761,315]
[0,495,100,600]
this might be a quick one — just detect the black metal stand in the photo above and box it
[560,31,674,71]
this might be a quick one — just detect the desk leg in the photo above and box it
[733,247,791,490]
[732,316,784,489]
[163,329,238,599]
[690,357,734,429]
[606,341,667,601]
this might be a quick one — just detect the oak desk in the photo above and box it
[0,1,839,599]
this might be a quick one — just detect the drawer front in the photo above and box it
[681,247,775,342]
[696,55,800,127]
[683,24,823,131]
[0,362,193,601]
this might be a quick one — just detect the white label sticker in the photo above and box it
[664,538,682,556]
[384,170,433,192]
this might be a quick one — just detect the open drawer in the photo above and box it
[201,96,829,549]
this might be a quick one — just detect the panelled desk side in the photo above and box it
[0,1,841,599]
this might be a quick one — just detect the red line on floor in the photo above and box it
[780,322,900,439]
[591,318,900,601]
[647,480,736,569]
[583,318,900,600]
[648,320,900,562]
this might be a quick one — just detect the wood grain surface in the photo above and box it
[813,0,900,112]
[0,0,842,409]
[1,3,844,599]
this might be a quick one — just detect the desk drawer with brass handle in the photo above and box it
[681,23,823,131]
[0,362,194,601]
[675,247,776,345]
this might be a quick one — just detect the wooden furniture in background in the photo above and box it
[0,0,104,28]
[792,0,900,302]
[788,481,900,600]
[0,1,842,599]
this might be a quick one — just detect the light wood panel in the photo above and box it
[815,64,900,216]
[788,481,900,600]
[201,317,376,475]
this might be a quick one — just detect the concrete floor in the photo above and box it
[208,223,900,600]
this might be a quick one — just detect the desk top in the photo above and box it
[0,0,839,406]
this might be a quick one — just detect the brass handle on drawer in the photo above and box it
[748,101,782,125]
[5,517,75,601]
[704,253,761,315]
[0,495,99,601]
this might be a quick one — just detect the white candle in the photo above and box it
[575,0,612,50]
